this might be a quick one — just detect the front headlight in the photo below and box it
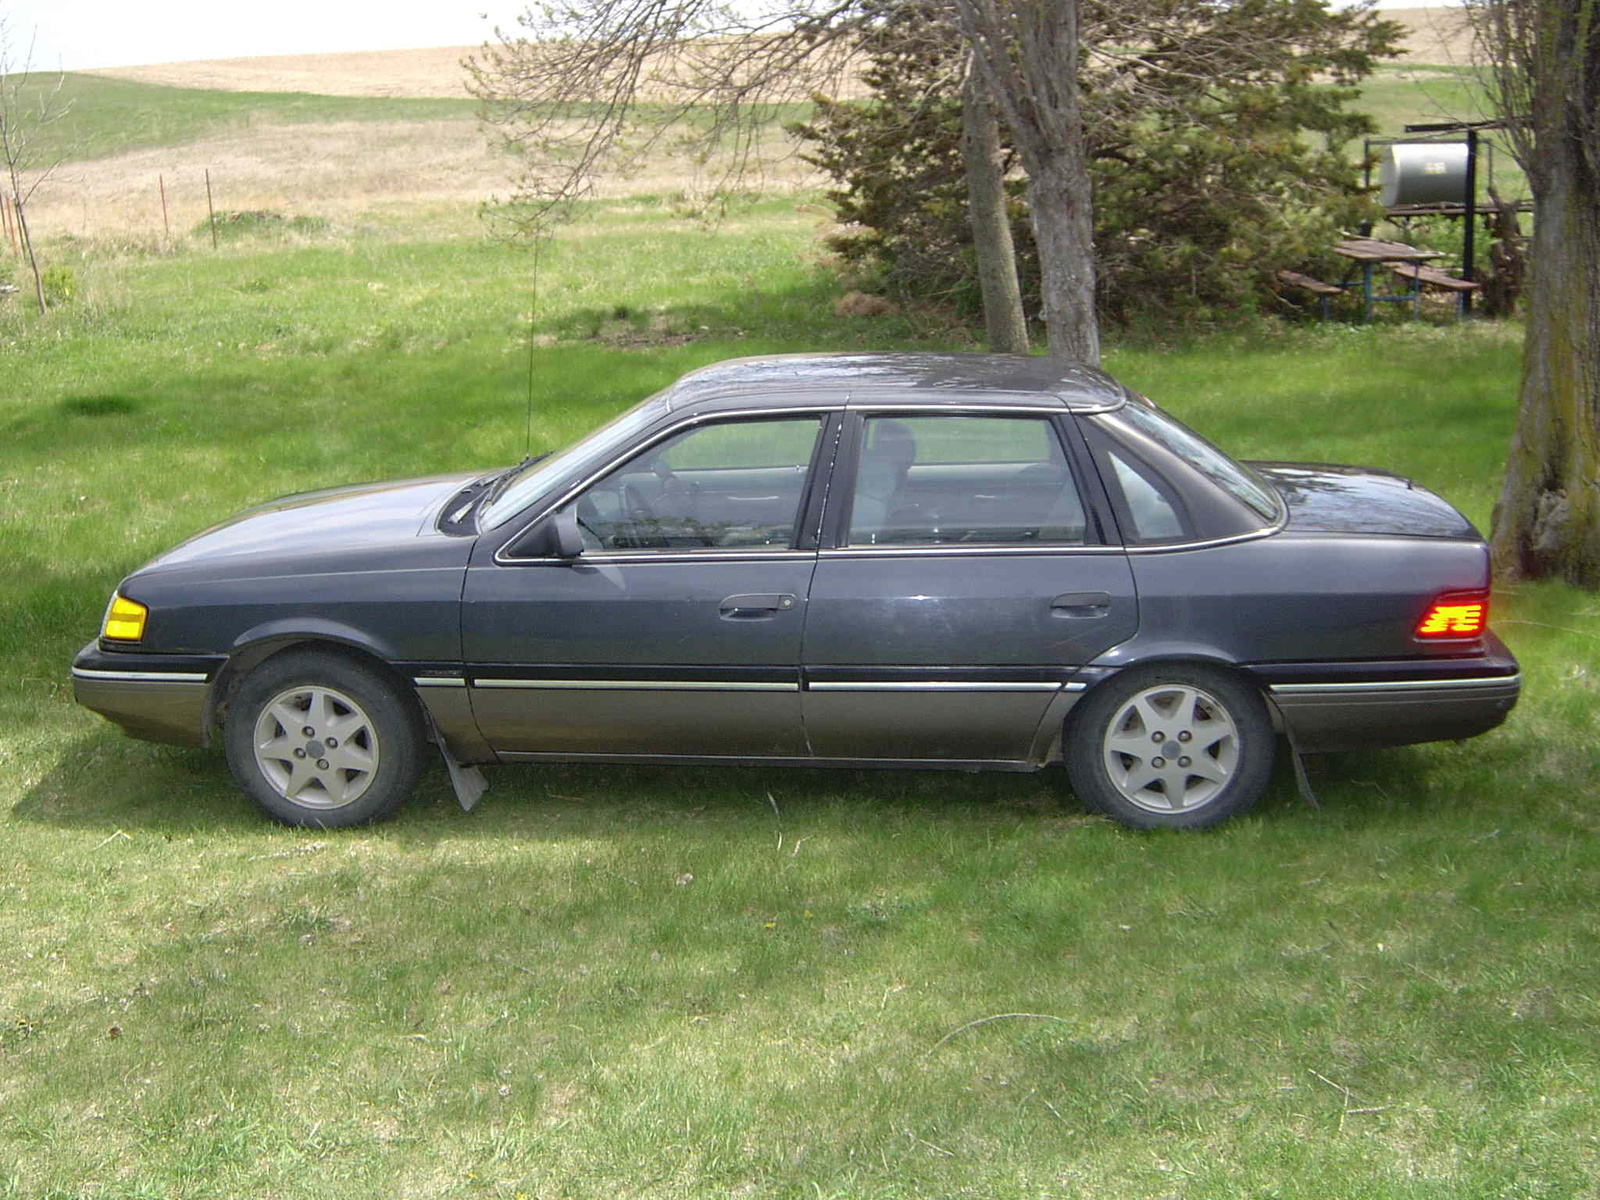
[101,593,148,642]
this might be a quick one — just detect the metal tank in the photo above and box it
[1380,142,1470,206]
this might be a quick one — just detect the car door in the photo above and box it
[800,409,1138,764]
[462,411,836,760]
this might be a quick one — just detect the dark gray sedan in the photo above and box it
[73,354,1519,829]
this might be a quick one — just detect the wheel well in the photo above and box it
[206,638,420,743]
[1061,658,1275,750]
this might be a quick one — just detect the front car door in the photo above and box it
[801,408,1139,765]
[462,410,836,761]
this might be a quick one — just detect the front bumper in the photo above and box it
[71,642,223,748]
[1246,635,1521,754]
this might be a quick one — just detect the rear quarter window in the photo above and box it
[1085,403,1283,544]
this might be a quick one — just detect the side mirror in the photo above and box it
[551,507,584,560]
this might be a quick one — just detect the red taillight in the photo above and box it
[1416,593,1488,639]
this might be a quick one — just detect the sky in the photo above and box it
[1,0,1457,73]
[0,0,529,71]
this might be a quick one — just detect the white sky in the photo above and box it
[2,0,1457,73]
[0,0,528,71]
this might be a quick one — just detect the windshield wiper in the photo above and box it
[484,451,551,506]
[438,454,551,536]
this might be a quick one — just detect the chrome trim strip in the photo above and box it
[1270,674,1521,696]
[472,678,799,692]
[414,677,467,688]
[848,402,1084,414]
[808,681,1074,693]
[821,544,1121,559]
[1121,525,1282,555]
[502,551,815,567]
[71,668,209,684]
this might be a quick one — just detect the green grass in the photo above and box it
[1357,65,1491,140]
[4,72,813,170]
[2,74,1597,1196]
[7,72,478,163]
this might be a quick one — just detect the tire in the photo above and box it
[224,649,425,827]
[1064,665,1273,831]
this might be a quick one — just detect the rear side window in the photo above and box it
[846,414,1088,547]
[1106,450,1184,541]
[1085,401,1283,544]
[1113,401,1280,522]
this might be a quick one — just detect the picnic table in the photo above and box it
[1279,238,1483,321]
[1333,237,1444,321]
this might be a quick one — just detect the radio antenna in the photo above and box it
[524,235,546,457]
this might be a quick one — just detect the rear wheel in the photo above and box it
[224,650,424,827]
[1065,665,1273,830]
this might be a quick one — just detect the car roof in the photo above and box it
[658,353,1130,413]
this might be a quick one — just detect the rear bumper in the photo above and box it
[1247,637,1521,753]
[71,642,222,748]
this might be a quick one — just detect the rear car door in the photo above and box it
[800,409,1138,764]
[462,411,835,760]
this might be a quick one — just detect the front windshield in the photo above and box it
[1112,400,1282,523]
[480,396,671,529]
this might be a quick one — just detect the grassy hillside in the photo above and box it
[9,71,477,164]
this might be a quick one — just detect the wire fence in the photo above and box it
[5,165,235,252]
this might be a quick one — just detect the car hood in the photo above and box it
[1248,462,1480,539]
[136,472,482,574]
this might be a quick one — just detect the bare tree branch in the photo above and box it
[0,12,70,315]
[466,0,863,238]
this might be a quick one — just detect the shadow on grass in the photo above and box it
[15,719,1455,843]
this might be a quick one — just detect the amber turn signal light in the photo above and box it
[102,594,148,642]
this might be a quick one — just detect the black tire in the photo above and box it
[224,649,425,827]
[1064,665,1273,830]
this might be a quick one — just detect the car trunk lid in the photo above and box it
[1248,462,1479,539]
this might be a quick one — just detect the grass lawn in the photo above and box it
[2,53,1597,1194]
[3,199,1597,1199]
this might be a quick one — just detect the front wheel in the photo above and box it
[1064,666,1274,830]
[224,650,425,827]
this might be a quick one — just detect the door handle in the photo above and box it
[719,593,797,620]
[1050,591,1112,617]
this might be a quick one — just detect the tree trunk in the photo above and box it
[1486,0,1600,585]
[1489,159,1600,585]
[13,193,45,315]
[957,0,1100,365]
[961,69,1028,354]
[1024,148,1098,364]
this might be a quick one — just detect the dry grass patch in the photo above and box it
[27,119,500,238]
[28,118,823,239]
[85,46,485,98]
[1388,5,1476,67]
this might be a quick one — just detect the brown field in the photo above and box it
[26,117,819,240]
[84,45,484,99]
[32,7,1471,240]
[30,120,502,238]
[83,8,1474,97]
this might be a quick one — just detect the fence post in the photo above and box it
[205,169,218,250]
[159,174,171,239]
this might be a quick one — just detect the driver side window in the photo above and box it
[567,416,823,551]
